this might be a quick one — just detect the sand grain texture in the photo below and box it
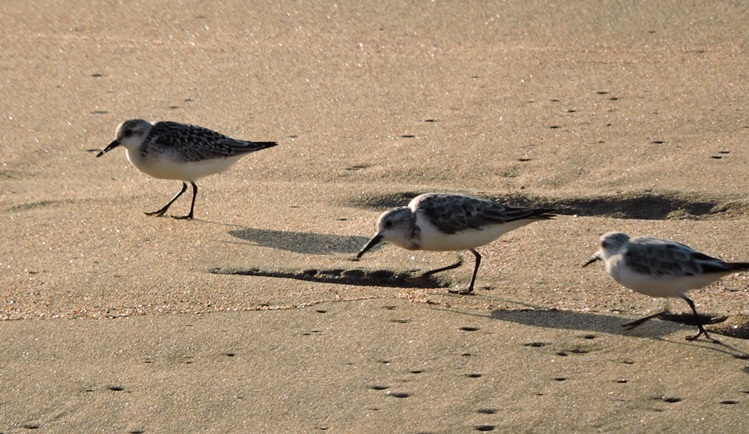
[1,0,748,432]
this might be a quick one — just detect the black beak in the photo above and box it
[356,234,383,259]
[582,255,601,268]
[96,140,121,158]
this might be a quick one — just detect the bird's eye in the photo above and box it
[122,129,133,138]
[601,241,608,248]
[384,221,392,229]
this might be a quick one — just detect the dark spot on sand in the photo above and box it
[658,396,682,403]
[524,342,547,347]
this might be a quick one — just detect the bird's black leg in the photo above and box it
[407,256,462,285]
[145,182,188,217]
[465,248,482,294]
[621,310,668,330]
[449,249,481,295]
[679,294,717,342]
[173,182,198,220]
[420,257,463,278]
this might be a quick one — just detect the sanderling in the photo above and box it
[97,119,278,219]
[356,193,555,294]
[583,231,749,341]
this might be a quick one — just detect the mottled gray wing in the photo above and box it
[624,238,731,276]
[149,122,276,161]
[418,194,553,235]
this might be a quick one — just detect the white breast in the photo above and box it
[126,149,243,181]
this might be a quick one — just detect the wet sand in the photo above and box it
[1,1,748,432]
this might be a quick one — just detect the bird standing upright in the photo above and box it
[97,119,277,219]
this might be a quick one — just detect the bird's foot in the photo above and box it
[685,328,719,343]
[144,210,167,217]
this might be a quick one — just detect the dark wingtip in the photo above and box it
[534,208,557,219]
[728,262,749,272]
[699,259,749,274]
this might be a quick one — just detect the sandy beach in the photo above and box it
[1,1,748,432]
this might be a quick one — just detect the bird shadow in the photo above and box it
[227,227,369,255]
[490,308,675,338]
[487,308,749,359]
[346,190,748,220]
[210,266,448,289]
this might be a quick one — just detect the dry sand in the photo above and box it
[1,0,748,432]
